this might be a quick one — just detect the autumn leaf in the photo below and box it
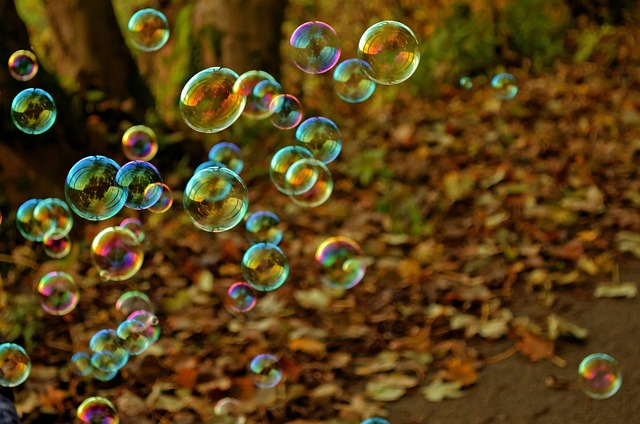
[366,373,419,401]
[421,379,465,402]
[515,329,555,362]
[443,357,479,386]
[546,314,589,340]
[288,337,327,358]
[594,282,638,298]
[355,351,400,376]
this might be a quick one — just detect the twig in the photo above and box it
[484,345,518,364]
[0,253,37,270]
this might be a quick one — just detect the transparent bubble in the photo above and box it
[269,146,314,194]
[0,343,31,387]
[269,94,304,130]
[8,49,38,81]
[128,8,169,52]
[253,79,283,116]
[11,88,56,134]
[89,329,129,372]
[249,354,282,388]
[38,271,79,315]
[65,155,128,221]
[357,21,420,85]
[128,310,160,344]
[245,211,283,245]
[16,199,45,241]
[43,229,72,259]
[116,291,153,317]
[117,319,151,355]
[290,21,341,74]
[91,367,119,382]
[147,183,173,213]
[194,160,225,174]
[578,353,622,400]
[33,197,74,237]
[237,70,277,119]
[180,67,246,133]
[208,142,243,174]
[183,167,248,232]
[122,125,158,161]
[286,159,334,207]
[116,161,163,210]
[295,117,342,164]
[333,58,376,103]
[459,76,473,90]
[77,396,119,424]
[491,73,518,100]
[71,352,93,377]
[225,282,258,313]
[91,226,144,281]
[242,243,289,292]
[214,397,246,424]
[120,218,144,243]
[316,237,366,289]
[361,418,390,424]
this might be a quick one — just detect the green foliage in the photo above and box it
[345,148,392,187]
[572,25,615,63]
[0,293,43,349]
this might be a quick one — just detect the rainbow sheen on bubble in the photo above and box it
[43,230,72,259]
[90,329,129,372]
[116,291,153,317]
[91,226,143,281]
[333,58,376,103]
[295,116,342,164]
[117,319,151,355]
[0,343,31,387]
[253,79,283,116]
[119,217,145,242]
[226,282,258,313]
[65,155,128,221]
[38,271,79,315]
[77,396,119,424]
[361,419,390,424]
[116,161,163,210]
[8,50,38,81]
[270,146,313,194]
[208,142,243,174]
[128,310,160,344]
[147,183,173,213]
[238,70,277,119]
[491,73,518,100]
[578,353,622,400]
[180,67,246,133]
[122,125,158,161]
[242,243,289,292]
[269,94,303,130]
[183,167,248,232]
[71,352,93,377]
[290,21,341,74]
[214,397,246,424]
[357,21,420,85]
[127,8,169,52]
[316,237,366,289]
[245,211,283,245]
[11,88,57,134]
[249,354,282,388]
[33,197,74,237]
[16,199,45,241]
[459,76,473,90]
[286,158,334,207]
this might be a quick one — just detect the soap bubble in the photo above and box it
[91,226,144,281]
[116,161,163,210]
[333,58,376,103]
[253,79,283,116]
[290,21,341,74]
[214,397,246,424]
[91,367,119,382]
[361,419,390,424]
[147,183,173,213]
[38,271,79,315]
[65,155,128,221]
[194,160,226,174]
[71,352,93,377]
[249,354,283,388]
[578,353,622,399]
[295,116,342,164]
[269,94,303,130]
[90,329,129,372]
[43,230,72,258]
[357,20,420,85]
[286,159,334,207]
[122,125,158,161]
[0,343,31,387]
[77,396,119,424]
[33,197,74,237]
[117,319,151,355]
[180,67,246,133]
[128,8,169,52]
[120,217,145,242]
[128,310,160,344]
[245,211,283,245]
[242,243,289,292]
[316,237,366,289]
[183,166,248,232]
[11,88,56,134]
[8,49,38,81]
[459,76,473,90]
[226,282,258,313]
[237,70,278,119]
[208,142,243,174]
[116,291,153,317]
[16,199,45,241]
[269,146,314,194]
[491,73,518,100]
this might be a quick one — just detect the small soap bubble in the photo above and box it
[286,158,334,207]
[11,88,56,134]
[183,167,248,232]
[238,70,278,119]
[249,354,283,388]
[269,146,314,194]
[77,396,119,424]
[116,291,153,317]
[92,226,144,281]
[128,8,169,52]
[226,282,258,313]
[459,76,473,90]
[245,211,283,245]
[128,310,160,344]
[0,343,31,387]
[117,319,151,355]
[357,21,420,85]
[65,155,128,221]
[333,58,376,103]
[43,230,72,259]
[491,73,518,100]
[361,418,390,424]
[269,94,303,130]
[253,79,283,115]
[242,243,289,292]
[214,397,246,424]
[71,352,93,377]
[180,67,246,133]
[295,116,342,164]
[290,21,341,74]
[38,271,79,315]
[8,50,38,81]
[89,329,129,372]
[33,197,74,237]
[316,237,366,289]
[578,353,622,400]
[208,142,243,174]
[122,125,158,161]
[16,199,45,241]
[147,183,173,213]
[119,218,145,243]
[116,161,163,210]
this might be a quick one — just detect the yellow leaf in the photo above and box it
[421,379,464,402]
[288,338,327,358]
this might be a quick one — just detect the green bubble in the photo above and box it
[242,243,289,291]
[11,88,56,134]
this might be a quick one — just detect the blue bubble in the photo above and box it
[245,211,283,245]
[491,73,518,100]
[333,59,376,103]
[115,161,163,210]
[208,142,243,174]
[242,243,289,291]
[295,117,342,164]
[11,88,57,134]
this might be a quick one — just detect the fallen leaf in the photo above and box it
[546,314,589,340]
[515,330,555,362]
[421,378,465,402]
[288,338,327,358]
[594,282,638,298]
[355,351,399,376]
[443,357,478,386]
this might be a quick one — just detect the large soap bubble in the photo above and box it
[77,396,119,424]
[237,70,278,119]
[11,88,56,134]
[269,146,314,194]
[242,243,289,291]
[290,21,341,74]
[0,343,31,387]
[91,226,143,281]
[578,353,622,400]
[295,116,342,164]
[333,58,376,103]
[115,161,163,210]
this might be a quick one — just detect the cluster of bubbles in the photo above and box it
[76,396,119,424]
[578,353,622,400]
[16,197,74,258]
[0,343,31,387]
[458,73,518,100]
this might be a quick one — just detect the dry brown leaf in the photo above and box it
[515,330,555,362]
[288,337,327,358]
[443,357,479,386]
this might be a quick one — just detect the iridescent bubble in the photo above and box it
[116,291,153,317]
[11,88,56,134]
[269,94,304,130]
[491,73,518,100]
[245,211,283,245]
[333,58,376,103]
[8,50,38,81]
[253,79,283,116]
[357,21,421,85]
[91,367,119,382]
[214,397,246,424]
[237,70,277,119]
[226,282,258,313]
[65,155,128,221]
[33,197,74,237]
[77,396,119,424]
[361,418,390,424]
[89,329,129,372]
[578,353,622,399]
[91,226,144,281]
[183,167,248,232]
[128,310,160,344]
[43,229,72,259]
[122,125,158,161]
[120,218,144,242]
[0,343,31,387]
[194,160,226,174]
[290,21,341,74]
[116,161,163,210]
[295,117,342,164]
[127,8,169,52]
[459,76,473,90]
[180,67,246,133]
[249,354,282,388]
[16,199,45,241]
[38,271,79,315]
[316,237,366,289]
[71,352,93,377]
[269,146,313,194]
[208,142,243,174]
[147,183,173,213]
[117,319,151,355]
[286,158,334,207]
[242,243,289,292]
